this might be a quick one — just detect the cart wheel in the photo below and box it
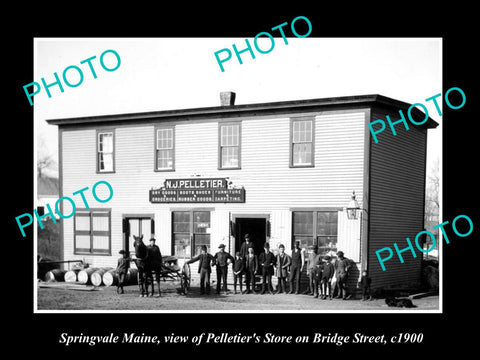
[181,263,191,295]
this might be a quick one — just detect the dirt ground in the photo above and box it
[37,280,439,311]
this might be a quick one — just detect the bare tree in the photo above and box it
[425,157,440,234]
[37,135,57,178]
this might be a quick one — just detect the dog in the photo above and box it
[385,297,417,308]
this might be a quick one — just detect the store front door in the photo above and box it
[234,216,268,255]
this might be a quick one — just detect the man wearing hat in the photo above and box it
[288,240,305,294]
[320,255,335,299]
[116,250,130,294]
[187,245,214,295]
[146,238,163,297]
[213,244,234,294]
[258,242,276,294]
[239,234,254,261]
[334,251,351,300]
[305,244,321,296]
[274,244,291,294]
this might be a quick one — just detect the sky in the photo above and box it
[34,38,442,178]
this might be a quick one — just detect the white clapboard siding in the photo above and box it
[59,109,367,269]
[337,210,361,262]
[155,208,171,256]
[270,210,292,251]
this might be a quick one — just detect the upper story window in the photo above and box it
[219,123,241,169]
[291,118,315,167]
[97,130,115,173]
[155,127,175,171]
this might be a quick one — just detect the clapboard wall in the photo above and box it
[367,106,428,289]
[58,109,368,270]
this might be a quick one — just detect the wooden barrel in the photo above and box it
[102,269,118,287]
[77,267,99,284]
[103,268,139,287]
[90,268,113,287]
[64,269,80,283]
[44,269,67,282]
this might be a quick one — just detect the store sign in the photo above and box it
[150,178,245,203]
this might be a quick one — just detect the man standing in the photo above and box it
[239,234,253,261]
[258,242,276,295]
[305,245,321,296]
[146,237,163,298]
[245,246,258,294]
[187,245,214,295]
[213,244,234,295]
[288,240,305,294]
[334,251,351,300]
[275,244,291,294]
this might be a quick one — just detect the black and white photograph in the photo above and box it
[8,6,478,356]
[33,37,442,312]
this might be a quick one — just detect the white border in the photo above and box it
[33,37,442,314]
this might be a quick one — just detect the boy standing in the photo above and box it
[258,242,276,295]
[320,255,335,299]
[233,252,245,294]
[187,245,214,295]
[313,258,324,298]
[359,270,372,301]
[275,244,291,294]
[116,250,130,294]
[245,247,258,294]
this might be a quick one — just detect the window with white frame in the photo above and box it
[219,123,241,169]
[97,131,114,172]
[291,119,314,167]
[155,127,174,171]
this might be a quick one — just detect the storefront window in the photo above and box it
[292,212,314,249]
[172,211,211,258]
[316,211,338,255]
[292,210,338,254]
[74,209,111,255]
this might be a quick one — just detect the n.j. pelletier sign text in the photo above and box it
[149,178,246,203]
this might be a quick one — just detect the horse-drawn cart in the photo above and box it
[159,255,191,295]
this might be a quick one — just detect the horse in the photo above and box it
[133,235,149,297]
[133,235,163,297]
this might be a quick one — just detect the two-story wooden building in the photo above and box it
[46,92,438,292]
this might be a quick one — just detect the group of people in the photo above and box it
[187,234,371,299]
[115,234,372,300]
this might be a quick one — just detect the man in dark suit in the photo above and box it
[258,242,276,295]
[146,238,163,297]
[288,240,305,294]
[213,244,234,294]
[239,233,253,260]
[187,245,214,295]
[334,251,351,300]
